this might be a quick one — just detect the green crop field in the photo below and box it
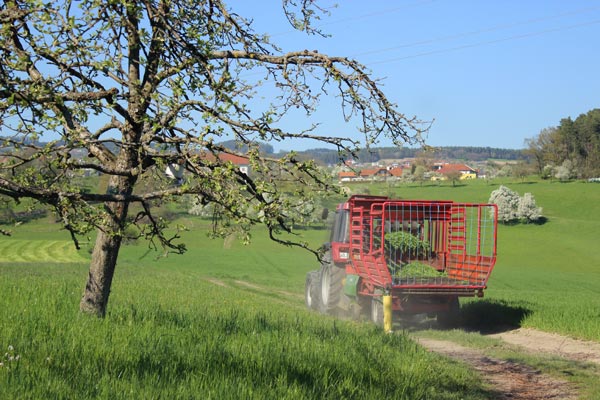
[1,177,599,398]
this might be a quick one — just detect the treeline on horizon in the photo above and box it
[293,146,525,165]
[525,108,600,179]
[216,141,525,165]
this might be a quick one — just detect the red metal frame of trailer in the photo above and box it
[330,195,498,313]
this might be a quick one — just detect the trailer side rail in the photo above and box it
[348,200,497,290]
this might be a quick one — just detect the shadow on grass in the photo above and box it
[395,299,532,334]
[514,181,539,185]
[530,216,549,225]
[500,216,549,226]
[459,299,532,334]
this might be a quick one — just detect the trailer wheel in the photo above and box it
[318,251,345,315]
[370,297,384,327]
[437,296,460,328]
[349,295,370,321]
[305,270,321,310]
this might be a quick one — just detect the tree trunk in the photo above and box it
[79,228,124,317]
[79,177,132,317]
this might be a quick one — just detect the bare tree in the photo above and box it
[443,170,462,187]
[0,0,427,316]
[524,127,558,176]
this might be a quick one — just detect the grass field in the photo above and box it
[0,259,490,399]
[1,177,599,398]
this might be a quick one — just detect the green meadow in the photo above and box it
[1,234,490,399]
[1,178,599,398]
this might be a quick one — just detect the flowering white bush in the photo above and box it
[489,186,543,223]
[518,192,543,223]
[554,159,576,181]
[489,185,521,223]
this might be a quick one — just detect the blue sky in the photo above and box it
[228,0,600,152]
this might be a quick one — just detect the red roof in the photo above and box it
[436,163,476,174]
[360,168,389,177]
[201,152,249,165]
[338,171,357,178]
[360,169,377,177]
[388,167,405,177]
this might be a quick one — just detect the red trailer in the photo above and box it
[305,195,498,327]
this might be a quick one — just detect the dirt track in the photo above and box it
[416,327,600,399]
[417,336,578,399]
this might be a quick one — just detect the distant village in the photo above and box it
[336,159,479,183]
[55,147,489,184]
[177,153,485,184]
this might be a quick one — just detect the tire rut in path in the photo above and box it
[204,278,303,307]
[233,280,304,299]
[417,338,578,400]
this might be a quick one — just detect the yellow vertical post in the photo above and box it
[383,292,393,333]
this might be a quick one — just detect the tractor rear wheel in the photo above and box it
[305,270,321,310]
[318,251,346,315]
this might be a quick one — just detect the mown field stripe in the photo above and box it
[0,239,87,263]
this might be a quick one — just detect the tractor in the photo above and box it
[305,195,498,328]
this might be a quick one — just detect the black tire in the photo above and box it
[437,296,460,328]
[370,296,384,327]
[318,251,346,315]
[305,270,321,310]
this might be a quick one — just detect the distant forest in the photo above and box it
[293,146,525,165]
[217,140,525,165]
